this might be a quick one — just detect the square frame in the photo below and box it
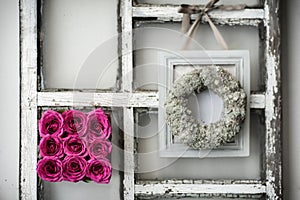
[158,50,250,157]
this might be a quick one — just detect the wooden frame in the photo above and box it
[20,0,38,199]
[19,0,281,199]
[158,50,250,158]
[135,179,265,199]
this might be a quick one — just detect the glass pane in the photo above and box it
[135,0,261,6]
[135,111,263,180]
[41,0,119,90]
[133,23,261,92]
[43,174,121,200]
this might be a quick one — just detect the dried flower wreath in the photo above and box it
[165,66,247,149]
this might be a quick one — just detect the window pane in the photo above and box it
[133,23,261,92]
[43,174,121,200]
[41,0,119,90]
[135,111,262,180]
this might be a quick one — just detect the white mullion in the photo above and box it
[133,6,264,26]
[121,0,135,200]
[264,0,282,199]
[37,91,265,109]
[123,107,135,200]
[135,183,266,196]
[250,93,266,109]
[121,0,133,93]
[19,0,38,199]
[37,91,158,107]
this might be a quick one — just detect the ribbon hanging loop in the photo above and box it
[178,1,246,50]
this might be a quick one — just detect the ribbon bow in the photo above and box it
[178,0,246,50]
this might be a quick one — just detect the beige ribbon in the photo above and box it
[178,0,246,50]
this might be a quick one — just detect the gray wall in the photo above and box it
[281,0,300,199]
[0,0,298,199]
[0,0,19,199]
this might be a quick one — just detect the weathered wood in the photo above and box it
[123,107,135,200]
[133,5,264,26]
[136,179,263,185]
[19,0,282,199]
[136,193,263,199]
[250,93,266,109]
[37,91,264,109]
[264,0,282,199]
[135,181,266,197]
[135,180,265,199]
[37,92,158,107]
[121,0,135,200]
[121,0,133,93]
[19,0,38,199]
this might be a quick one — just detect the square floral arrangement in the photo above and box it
[37,108,112,184]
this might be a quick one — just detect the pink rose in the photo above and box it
[37,157,63,182]
[85,158,112,184]
[86,109,111,140]
[62,110,87,137]
[63,136,87,157]
[88,140,112,159]
[62,156,87,182]
[39,135,63,158]
[39,110,63,137]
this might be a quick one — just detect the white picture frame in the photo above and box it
[158,50,250,158]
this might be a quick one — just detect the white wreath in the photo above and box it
[165,66,247,150]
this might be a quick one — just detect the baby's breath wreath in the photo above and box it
[165,66,247,150]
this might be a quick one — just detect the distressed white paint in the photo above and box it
[18,0,281,199]
[136,0,261,6]
[37,91,158,107]
[121,0,135,200]
[133,6,264,26]
[135,180,265,198]
[121,0,133,93]
[123,108,135,200]
[131,1,281,199]
[135,182,266,195]
[37,91,264,109]
[264,0,282,199]
[250,93,266,109]
[19,0,38,199]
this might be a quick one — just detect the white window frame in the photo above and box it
[20,0,282,199]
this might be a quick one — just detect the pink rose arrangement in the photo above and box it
[37,109,112,184]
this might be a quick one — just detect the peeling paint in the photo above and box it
[135,179,265,199]
[20,0,38,199]
[264,0,282,199]
[20,0,282,199]
[37,91,264,109]
[133,5,264,26]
